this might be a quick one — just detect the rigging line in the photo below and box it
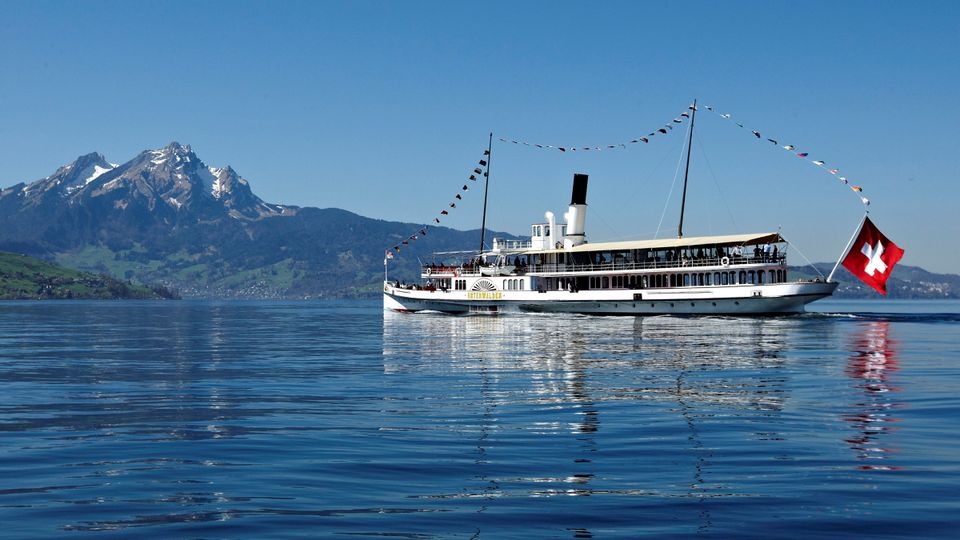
[694,133,739,234]
[783,236,826,279]
[654,118,692,239]
[605,132,690,241]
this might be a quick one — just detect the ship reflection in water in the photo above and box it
[843,320,904,471]
[382,311,806,516]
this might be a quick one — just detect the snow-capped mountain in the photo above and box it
[1,142,290,222]
[16,151,116,204]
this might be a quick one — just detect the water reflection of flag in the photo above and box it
[841,217,905,295]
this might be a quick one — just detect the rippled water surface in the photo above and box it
[1,299,959,538]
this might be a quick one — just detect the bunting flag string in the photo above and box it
[699,104,872,207]
[496,106,694,152]
[387,149,491,256]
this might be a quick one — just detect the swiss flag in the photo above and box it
[841,217,905,295]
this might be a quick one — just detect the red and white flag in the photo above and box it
[841,217,904,295]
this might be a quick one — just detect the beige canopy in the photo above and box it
[524,232,784,255]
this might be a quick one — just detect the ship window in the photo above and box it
[683,274,690,286]
[545,225,550,236]
[778,269,784,282]
[770,270,776,283]
[748,270,755,284]
[602,276,609,288]
[713,272,720,285]
[739,271,746,284]
[698,273,704,286]
[721,272,728,285]
[758,271,765,284]
[705,273,711,286]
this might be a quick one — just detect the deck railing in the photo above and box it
[422,255,786,277]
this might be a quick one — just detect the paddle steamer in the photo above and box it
[383,104,837,315]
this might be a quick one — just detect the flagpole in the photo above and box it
[827,213,868,282]
[678,99,696,239]
[478,132,493,254]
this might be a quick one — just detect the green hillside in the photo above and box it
[0,252,177,300]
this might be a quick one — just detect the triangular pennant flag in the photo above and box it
[440,210,448,215]
[721,114,731,119]
[752,131,761,138]
[851,186,863,192]
[829,169,839,174]
[455,194,462,200]
[812,160,825,166]
[462,185,469,190]
[767,139,778,145]
[797,152,809,158]
[469,175,476,181]
[478,159,487,166]
[449,203,456,208]
[473,167,482,174]
[783,145,796,150]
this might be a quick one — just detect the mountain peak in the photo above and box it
[163,141,191,153]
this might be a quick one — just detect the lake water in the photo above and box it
[1,299,958,538]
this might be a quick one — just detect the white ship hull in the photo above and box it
[384,280,837,315]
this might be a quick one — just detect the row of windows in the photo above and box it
[578,269,787,290]
[504,279,525,291]
[454,279,467,290]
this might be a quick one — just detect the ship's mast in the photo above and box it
[678,99,696,239]
[479,132,493,253]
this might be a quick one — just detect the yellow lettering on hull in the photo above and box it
[467,292,503,300]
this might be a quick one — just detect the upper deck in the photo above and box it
[423,231,788,277]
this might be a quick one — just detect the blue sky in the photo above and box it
[1,1,957,272]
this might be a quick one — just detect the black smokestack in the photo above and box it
[571,173,589,205]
